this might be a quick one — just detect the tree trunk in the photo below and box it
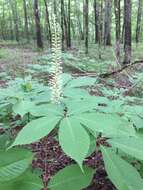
[54,0,57,16]
[84,0,89,54]
[104,0,112,46]
[23,0,29,41]
[94,0,99,43]
[61,0,65,50]
[98,0,103,59]
[136,0,143,43]
[114,0,121,64]
[75,0,84,40]
[44,0,51,45]
[124,0,132,64]
[10,0,19,42]
[33,0,43,49]
[63,0,69,48]
[67,0,71,47]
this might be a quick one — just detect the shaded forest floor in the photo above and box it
[1,43,143,190]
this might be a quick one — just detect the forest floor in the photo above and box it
[1,44,143,190]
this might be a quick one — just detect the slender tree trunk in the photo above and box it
[75,0,84,40]
[114,0,121,64]
[10,0,19,42]
[84,0,89,54]
[23,0,29,41]
[1,2,6,40]
[94,0,99,43]
[104,0,112,46]
[136,0,143,43]
[9,10,14,40]
[44,0,51,45]
[124,0,132,64]
[121,21,124,44]
[63,0,69,48]
[67,0,71,47]
[82,0,85,40]
[33,0,43,49]
[54,0,57,16]
[100,0,103,45]
[98,0,103,59]
[61,0,65,50]
[71,20,75,39]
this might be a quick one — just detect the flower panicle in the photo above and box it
[50,14,63,104]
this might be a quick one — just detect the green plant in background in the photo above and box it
[0,48,9,59]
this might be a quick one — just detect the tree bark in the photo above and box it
[67,0,71,47]
[54,0,57,16]
[98,0,103,59]
[23,0,29,41]
[104,0,112,46]
[10,0,19,42]
[136,0,143,43]
[33,0,43,49]
[44,0,51,45]
[61,0,65,50]
[114,0,121,64]
[94,0,99,43]
[84,0,89,54]
[124,0,132,64]
[75,0,84,40]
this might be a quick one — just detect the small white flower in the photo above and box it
[50,14,63,104]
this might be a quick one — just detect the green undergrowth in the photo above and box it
[1,45,143,190]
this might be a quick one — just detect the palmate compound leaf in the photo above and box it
[67,76,96,88]
[63,88,90,99]
[12,100,35,117]
[65,99,97,116]
[101,146,143,190]
[0,170,43,190]
[10,115,61,147]
[65,95,109,115]
[48,164,94,190]
[108,136,143,161]
[62,73,72,87]
[73,113,135,138]
[0,148,33,182]
[29,103,64,117]
[59,117,90,168]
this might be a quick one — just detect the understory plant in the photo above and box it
[1,15,143,190]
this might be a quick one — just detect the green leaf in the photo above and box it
[74,113,135,137]
[109,136,143,161]
[101,146,143,190]
[86,133,96,157]
[0,148,33,182]
[59,117,90,168]
[131,116,143,129]
[48,164,94,190]
[0,134,10,149]
[30,103,64,117]
[67,77,96,88]
[124,105,143,116]
[66,100,97,116]
[62,73,72,87]
[13,100,35,117]
[11,115,61,146]
[0,170,43,190]
[98,100,124,114]
[63,88,89,99]
[33,91,51,104]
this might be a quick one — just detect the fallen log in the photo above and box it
[72,59,143,78]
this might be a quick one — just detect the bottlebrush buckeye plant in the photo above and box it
[7,15,143,190]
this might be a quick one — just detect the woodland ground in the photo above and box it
[0,42,143,190]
